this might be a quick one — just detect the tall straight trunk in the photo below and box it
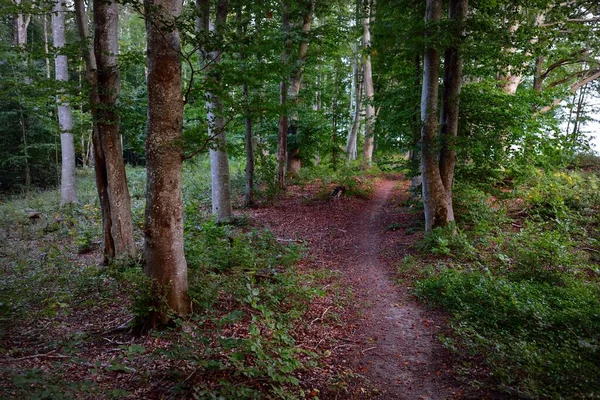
[238,7,254,207]
[347,53,362,162]
[94,0,136,259]
[43,15,51,78]
[420,0,450,232]
[144,0,190,325]
[52,0,77,205]
[243,83,254,207]
[199,0,232,222]
[439,0,468,195]
[13,0,31,186]
[75,0,112,262]
[277,1,291,189]
[362,0,375,167]
[286,0,315,176]
[410,54,422,194]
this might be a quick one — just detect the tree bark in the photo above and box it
[347,55,362,163]
[13,0,30,48]
[420,0,452,232]
[144,0,190,325]
[199,0,233,222]
[74,0,113,264]
[286,0,315,176]
[439,0,467,196]
[362,0,375,167]
[277,1,291,189]
[236,6,254,207]
[52,0,77,205]
[94,0,136,259]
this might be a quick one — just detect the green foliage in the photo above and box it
[415,272,600,399]
[412,167,600,399]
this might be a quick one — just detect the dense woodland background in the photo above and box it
[1,0,600,398]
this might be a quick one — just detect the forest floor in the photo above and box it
[253,175,466,399]
[1,173,492,399]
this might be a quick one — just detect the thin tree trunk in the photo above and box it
[244,83,254,207]
[347,54,362,163]
[74,0,113,263]
[94,0,136,258]
[277,1,291,189]
[52,0,77,205]
[199,0,232,222]
[238,6,254,207]
[362,0,375,167]
[421,0,451,232]
[286,0,315,176]
[144,0,190,325]
[13,0,31,187]
[43,15,51,79]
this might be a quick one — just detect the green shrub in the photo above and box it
[415,270,600,399]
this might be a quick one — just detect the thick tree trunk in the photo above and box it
[144,0,190,325]
[420,0,452,232]
[200,0,232,222]
[52,0,77,205]
[277,2,291,189]
[362,0,375,167]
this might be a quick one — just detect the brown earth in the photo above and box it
[252,176,464,399]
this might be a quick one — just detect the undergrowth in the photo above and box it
[408,164,600,399]
[0,163,338,399]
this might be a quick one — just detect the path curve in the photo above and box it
[252,177,461,399]
[345,179,459,399]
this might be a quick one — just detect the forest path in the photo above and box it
[253,177,460,399]
[344,179,459,399]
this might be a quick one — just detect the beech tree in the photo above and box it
[362,0,375,167]
[198,0,233,222]
[144,0,190,325]
[420,0,468,232]
[52,0,77,205]
[74,0,136,263]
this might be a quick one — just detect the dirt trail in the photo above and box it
[253,177,460,399]
[346,179,459,399]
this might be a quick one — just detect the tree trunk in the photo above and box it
[94,0,136,259]
[420,0,452,232]
[13,0,30,47]
[52,0,77,205]
[286,0,315,176]
[237,7,254,207]
[347,53,362,163]
[76,0,136,263]
[439,0,467,196]
[362,0,375,167]
[502,21,521,94]
[244,83,254,207]
[277,2,291,189]
[144,0,190,326]
[74,0,113,263]
[200,0,232,222]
